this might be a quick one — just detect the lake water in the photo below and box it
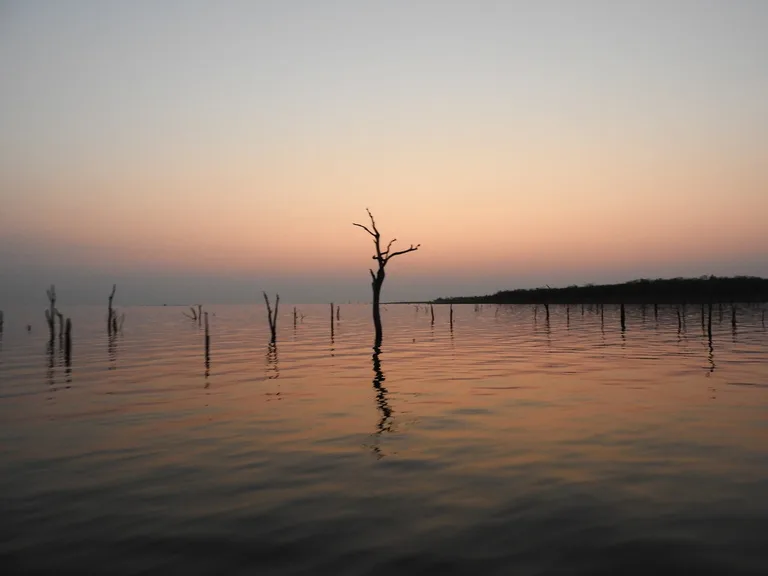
[1,303,767,575]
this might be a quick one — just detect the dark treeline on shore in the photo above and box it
[433,276,768,305]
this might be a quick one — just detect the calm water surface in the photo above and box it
[1,303,767,575]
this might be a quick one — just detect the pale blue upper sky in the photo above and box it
[1,1,766,305]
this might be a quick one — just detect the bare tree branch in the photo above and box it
[386,244,420,261]
[353,222,377,237]
[382,238,397,256]
[365,208,379,235]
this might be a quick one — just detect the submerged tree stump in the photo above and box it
[263,292,279,343]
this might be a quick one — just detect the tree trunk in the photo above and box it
[372,275,384,346]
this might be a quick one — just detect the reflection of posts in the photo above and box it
[46,338,54,386]
[108,330,117,370]
[64,318,72,367]
[707,301,715,373]
[371,345,393,434]
[204,312,210,377]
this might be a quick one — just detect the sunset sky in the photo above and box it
[1,1,766,305]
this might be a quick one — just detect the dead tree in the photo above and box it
[107,284,116,335]
[353,209,420,344]
[45,285,57,340]
[55,308,64,339]
[263,292,279,343]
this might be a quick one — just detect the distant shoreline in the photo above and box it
[426,276,768,305]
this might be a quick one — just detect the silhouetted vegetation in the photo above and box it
[182,305,203,324]
[354,209,420,345]
[107,285,125,335]
[434,276,768,305]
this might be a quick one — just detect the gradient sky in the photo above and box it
[1,0,766,305]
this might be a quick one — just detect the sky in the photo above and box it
[1,0,766,305]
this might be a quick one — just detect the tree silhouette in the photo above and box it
[353,209,420,345]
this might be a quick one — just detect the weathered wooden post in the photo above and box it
[677,306,682,333]
[700,303,706,334]
[707,302,713,339]
[430,303,435,326]
[64,318,72,366]
[566,304,570,328]
[620,303,626,332]
[293,307,297,329]
[330,303,335,337]
[654,303,658,321]
[336,305,340,321]
[0,310,4,333]
[449,303,454,331]
[107,284,116,335]
[731,303,737,329]
[45,284,56,341]
[204,311,210,366]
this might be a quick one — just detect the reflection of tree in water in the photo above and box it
[367,344,394,459]
[265,342,281,400]
[372,345,393,432]
[46,335,73,391]
[266,342,279,380]
[108,333,117,371]
[47,339,55,388]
